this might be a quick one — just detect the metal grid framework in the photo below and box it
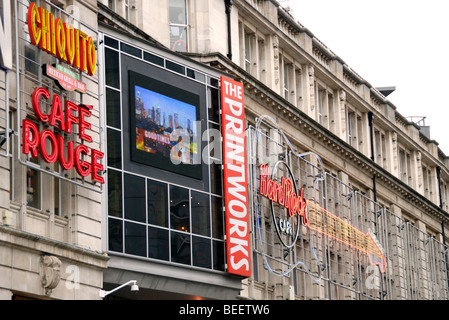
[247,118,449,300]
[0,68,11,157]
[14,0,103,193]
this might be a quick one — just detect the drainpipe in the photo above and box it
[368,112,377,202]
[224,0,233,60]
[437,166,443,209]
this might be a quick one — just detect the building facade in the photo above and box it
[0,0,448,300]
[0,0,107,300]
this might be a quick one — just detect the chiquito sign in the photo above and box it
[27,2,97,76]
[21,3,104,184]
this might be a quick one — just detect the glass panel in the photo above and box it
[210,162,223,196]
[211,196,224,239]
[148,180,168,227]
[191,191,210,236]
[124,174,146,222]
[169,26,188,52]
[125,222,146,257]
[170,185,190,232]
[171,231,191,265]
[144,51,164,67]
[169,0,187,24]
[208,87,220,123]
[192,236,211,268]
[105,48,120,89]
[108,218,123,253]
[213,240,225,271]
[166,60,185,74]
[104,36,119,49]
[120,42,142,58]
[187,69,205,82]
[148,226,169,261]
[106,88,121,129]
[108,169,122,217]
[54,177,60,216]
[26,168,40,209]
[107,128,122,169]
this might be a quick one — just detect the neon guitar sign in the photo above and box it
[259,162,387,274]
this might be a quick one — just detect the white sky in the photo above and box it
[286,0,449,155]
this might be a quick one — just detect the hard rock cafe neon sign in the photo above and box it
[258,161,386,273]
[254,116,386,275]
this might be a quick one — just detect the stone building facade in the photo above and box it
[101,0,449,300]
[1,0,448,300]
[0,0,107,300]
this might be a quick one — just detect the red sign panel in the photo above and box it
[221,76,251,277]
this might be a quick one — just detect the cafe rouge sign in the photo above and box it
[21,3,104,184]
[22,87,104,184]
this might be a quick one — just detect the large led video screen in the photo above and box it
[129,71,202,179]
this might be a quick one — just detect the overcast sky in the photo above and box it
[286,0,449,155]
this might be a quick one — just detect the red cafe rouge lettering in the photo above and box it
[22,87,104,184]
[259,164,308,224]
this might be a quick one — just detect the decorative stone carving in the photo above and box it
[40,255,62,296]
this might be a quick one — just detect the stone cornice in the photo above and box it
[0,225,109,269]
[184,51,449,224]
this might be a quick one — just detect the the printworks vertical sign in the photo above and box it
[221,76,251,277]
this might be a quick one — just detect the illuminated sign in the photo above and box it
[43,64,87,93]
[221,76,251,277]
[258,162,386,273]
[0,0,12,69]
[22,87,104,184]
[27,2,97,76]
[307,201,386,273]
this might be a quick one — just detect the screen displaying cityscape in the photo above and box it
[134,85,199,165]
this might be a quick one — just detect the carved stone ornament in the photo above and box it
[40,255,62,296]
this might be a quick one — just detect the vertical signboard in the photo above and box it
[220,76,251,277]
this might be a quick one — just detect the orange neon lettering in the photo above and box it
[78,31,89,73]
[73,29,81,69]
[55,18,66,61]
[38,7,50,52]
[86,37,97,76]
[27,2,41,46]
[64,23,76,65]
[26,4,97,76]
[49,11,56,55]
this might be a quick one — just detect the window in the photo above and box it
[169,0,188,52]
[348,111,354,146]
[125,0,129,20]
[347,108,365,153]
[315,84,330,129]
[317,88,324,125]
[283,62,290,101]
[22,3,39,76]
[244,31,252,73]
[108,0,116,11]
